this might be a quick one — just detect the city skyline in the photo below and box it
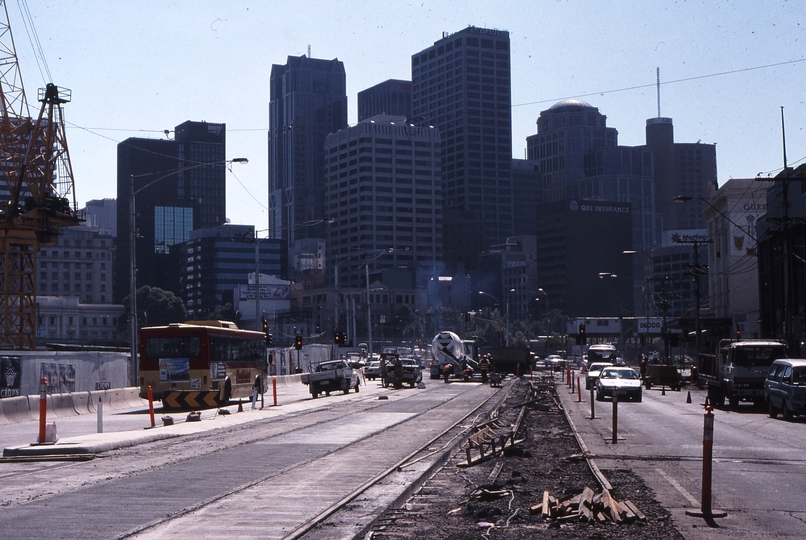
[13,1,806,232]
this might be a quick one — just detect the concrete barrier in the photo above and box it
[101,388,129,410]
[0,396,32,424]
[123,387,147,409]
[50,392,79,418]
[72,391,93,414]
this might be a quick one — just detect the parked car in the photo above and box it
[364,361,381,381]
[765,358,806,420]
[585,362,613,390]
[595,366,642,402]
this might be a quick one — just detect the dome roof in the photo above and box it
[548,98,595,111]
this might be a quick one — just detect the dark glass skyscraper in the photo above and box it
[269,55,347,246]
[115,121,227,303]
[412,27,513,254]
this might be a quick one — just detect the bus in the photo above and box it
[139,320,267,405]
[585,343,617,370]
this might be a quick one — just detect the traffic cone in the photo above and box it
[237,400,243,413]
[686,391,692,404]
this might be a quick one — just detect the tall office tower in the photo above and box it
[269,55,347,246]
[645,117,717,231]
[115,121,227,303]
[357,79,412,122]
[511,158,542,236]
[412,26,514,258]
[324,115,442,289]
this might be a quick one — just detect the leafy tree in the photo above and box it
[119,286,187,333]
[210,303,238,324]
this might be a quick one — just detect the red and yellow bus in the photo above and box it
[139,320,267,405]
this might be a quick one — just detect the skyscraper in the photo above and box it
[269,55,347,246]
[115,120,227,303]
[357,79,412,122]
[412,26,513,259]
[324,114,442,289]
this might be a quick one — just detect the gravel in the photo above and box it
[365,375,685,539]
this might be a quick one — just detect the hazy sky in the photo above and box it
[11,0,806,232]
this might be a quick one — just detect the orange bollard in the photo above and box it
[38,376,48,444]
[686,405,727,522]
[272,377,278,406]
[147,385,156,427]
[567,367,572,387]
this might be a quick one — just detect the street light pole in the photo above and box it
[128,158,248,387]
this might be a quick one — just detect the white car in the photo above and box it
[595,366,643,402]
[585,362,613,390]
[545,355,566,371]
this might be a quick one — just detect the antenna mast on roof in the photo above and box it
[307,45,311,58]
[656,67,661,118]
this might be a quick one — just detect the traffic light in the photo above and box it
[578,323,586,344]
[334,331,343,345]
[266,332,273,346]
[262,316,268,334]
[578,323,586,335]
[294,335,303,350]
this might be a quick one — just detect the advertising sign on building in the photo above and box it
[239,283,290,301]
[637,318,664,334]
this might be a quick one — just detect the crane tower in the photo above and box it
[0,2,80,349]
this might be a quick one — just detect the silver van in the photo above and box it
[764,358,806,420]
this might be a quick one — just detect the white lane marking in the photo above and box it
[655,467,700,507]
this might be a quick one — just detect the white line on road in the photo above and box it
[655,467,700,507]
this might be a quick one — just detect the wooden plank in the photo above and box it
[541,491,551,519]
[623,500,646,522]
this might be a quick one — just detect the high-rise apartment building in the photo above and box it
[357,79,412,122]
[324,115,442,289]
[115,120,227,303]
[269,55,347,246]
[412,26,514,257]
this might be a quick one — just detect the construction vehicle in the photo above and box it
[698,339,787,408]
[0,3,81,349]
[430,331,479,379]
[301,359,360,398]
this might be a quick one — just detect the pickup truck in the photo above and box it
[381,354,423,388]
[301,359,361,398]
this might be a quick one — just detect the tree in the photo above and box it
[119,285,187,333]
[210,303,238,324]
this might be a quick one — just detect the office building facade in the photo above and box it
[115,120,228,303]
[357,79,412,122]
[324,115,442,289]
[412,26,514,255]
[269,55,347,246]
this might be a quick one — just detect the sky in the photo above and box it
[10,0,806,232]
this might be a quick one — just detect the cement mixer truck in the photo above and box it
[430,331,479,379]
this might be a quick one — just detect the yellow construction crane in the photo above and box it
[0,1,80,349]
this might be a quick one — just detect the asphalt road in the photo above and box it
[0,377,502,539]
[556,371,806,539]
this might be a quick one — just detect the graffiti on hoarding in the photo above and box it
[41,363,76,393]
[1,356,22,397]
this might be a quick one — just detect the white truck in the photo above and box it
[698,339,787,408]
[430,331,479,379]
[300,359,360,398]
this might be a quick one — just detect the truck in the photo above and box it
[430,331,479,379]
[698,339,787,408]
[300,359,361,398]
[380,353,423,388]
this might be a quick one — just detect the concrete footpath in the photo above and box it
[2,375,318,457]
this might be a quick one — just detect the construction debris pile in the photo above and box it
[530,486,646,524]
[367,376,685,540]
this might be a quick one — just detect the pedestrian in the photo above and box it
[443,363,452,383]
[479,355,489,383]
[380,357,388,387]
[394,357,403,388]
[640,356,647,379]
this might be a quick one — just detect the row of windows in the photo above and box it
[41,250,109,259]
[38,315,116,327]
[41,272,106,281]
